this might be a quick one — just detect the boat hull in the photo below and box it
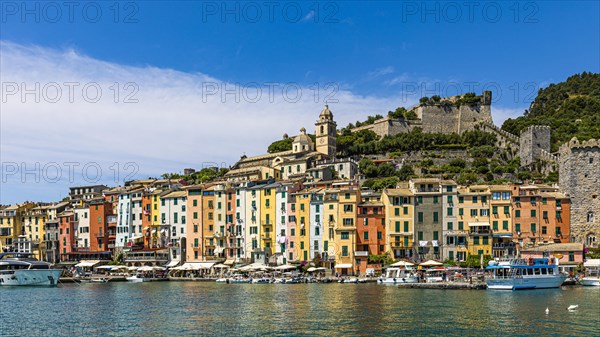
[581,277,600,286]
[486,275,567,290]
[0,269,62,286]
[378,277,418,284]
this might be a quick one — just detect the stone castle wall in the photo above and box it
[558,138,600,247]
[352,92,493,137]
[520,125,552,167]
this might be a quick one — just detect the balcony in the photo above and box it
[391,241,411,248]
[355,251,368,257]
[492,243,516,249]
[469,230,491,236]
[261,221,273,227]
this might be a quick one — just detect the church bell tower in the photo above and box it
[315,105,337,157]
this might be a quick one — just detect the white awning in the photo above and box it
[95,265,113,270]
[584,259,600,267]
[176,262,216,270]
[334,263,352,269]
[307,267,317,272]
[165,260,180,267]
[419,241,428,247]
[75,260,100,268]
[431,240,439,247]
[468,222,490,227]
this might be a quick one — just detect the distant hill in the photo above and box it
[502,72,600,151]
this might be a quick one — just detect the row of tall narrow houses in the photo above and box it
[1,105,597,275]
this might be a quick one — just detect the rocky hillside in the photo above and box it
[502,72,600,151]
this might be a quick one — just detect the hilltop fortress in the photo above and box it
[352,91,493,136]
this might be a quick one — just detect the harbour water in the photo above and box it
[1,283,598,336]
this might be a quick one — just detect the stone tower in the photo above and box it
[559,138,600,247]
[520,125,552,167]
[315,105,337,157]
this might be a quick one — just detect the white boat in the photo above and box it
[90,278,109,283]
[0,252,62,286]
[486,258,567,290]
[378,267,417,284]
[251,277,271,284]
[126,275,145,283]
[581,259,600,286]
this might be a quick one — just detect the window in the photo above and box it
[447,222,453,230]
[482,236,488,245]
[395,208,400,216]
[568,251,574,262]
[530,223,536,232]
[377,231,382,240]
[531,210,536,217]
[472,196,478,203]
[403,207,408,215]
[447,196,453,203]
[315,227,320,236]
[459,208,464,216]
[458,196,464,204]
[492,192,501,200]
[492,221,498,231]
[542,226,547,235]
[458,221,464,230]
[492,206,498,215]
[345,193,350,199]
[470,209,477,217]
[300,204,305,211]
[291,228,295,236]
[480,209,488,216]
[447,208,453,216]
[418,231,423,241]
[395,221,400,232]
[363,232,368,240]
[433,231,438,240]
[193,212,198,219]
[418,212,423,223]
[433,196,438,204]
[341,232,350,239]
[504,206,509,214]
[342,246,348,256]
[515,223,521,232]
[481,196,487,204]
[543,211,548,219]
[433,212,439,223]
[417,196,423,204]
[446,186,453,192]
[555,227,561,236]
[474,237,480,245]
[404,221,409,232]
[502,221,508,231]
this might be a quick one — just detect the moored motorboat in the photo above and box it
[378,267,417,284]
[581,259,600,286]
[486,257,567,290]
[0,252,62,286]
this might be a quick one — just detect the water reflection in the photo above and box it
[0,284,598,336]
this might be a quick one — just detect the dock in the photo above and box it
[397,282,487,290]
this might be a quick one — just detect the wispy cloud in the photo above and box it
[0,41,399,203]
[366,66,395,81]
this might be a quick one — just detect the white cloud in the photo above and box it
[0,41,400,203]
[491,106,526,126]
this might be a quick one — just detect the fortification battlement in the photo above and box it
[539,148,558,162]
[520,125,551,135]
[560,137,600,152]
[480,122,519,142]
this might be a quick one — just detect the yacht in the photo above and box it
[0,252,62,286]
[486,257,567,290]
[378,267,417,284]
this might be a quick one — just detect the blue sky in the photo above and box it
[1,1,599,203]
